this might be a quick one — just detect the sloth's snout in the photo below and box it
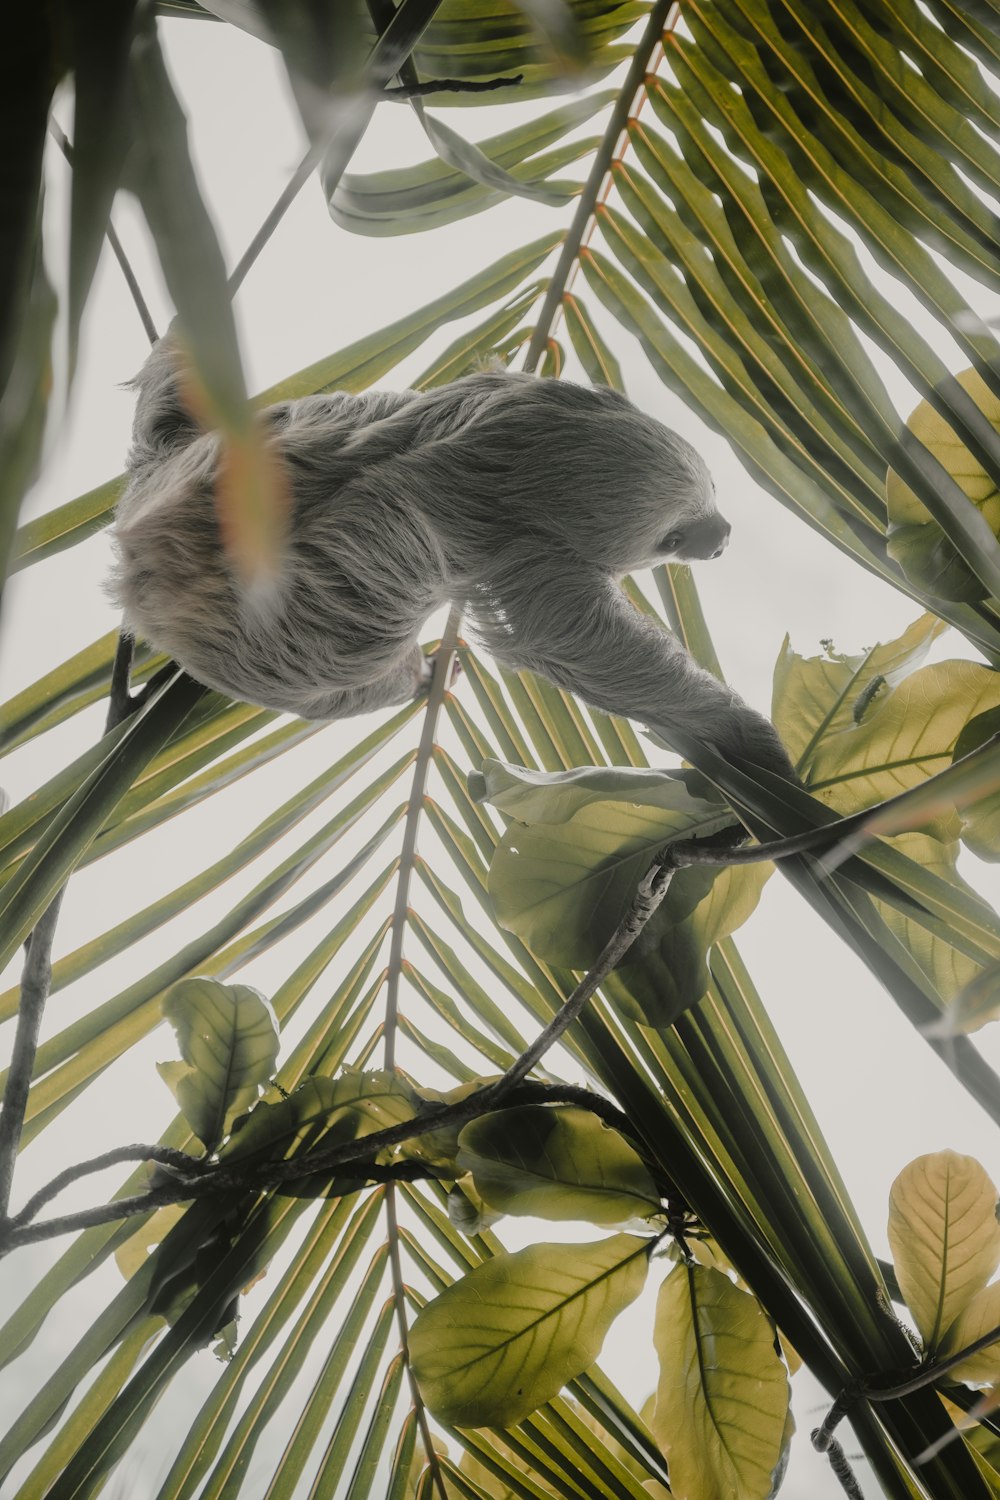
[710,519,732,558]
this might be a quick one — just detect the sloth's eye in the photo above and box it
[661,532,683,552]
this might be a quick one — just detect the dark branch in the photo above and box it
[0,853,678,1251]
[812,1318,1000,1479]
[10,1143,202,1226]
[382,74,522,97]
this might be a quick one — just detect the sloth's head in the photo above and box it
[522,378,730,574]
[431,370,731,575]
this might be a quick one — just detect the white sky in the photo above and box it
[1,13,1000,1498]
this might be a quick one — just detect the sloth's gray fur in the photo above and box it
[110,339,794,779]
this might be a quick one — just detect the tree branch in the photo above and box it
[0,848,678,1252]
[382,74,521,97]
[812,1318,1000,1483]
[9,1143,203,1227]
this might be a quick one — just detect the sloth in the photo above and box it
[110,338,795,781]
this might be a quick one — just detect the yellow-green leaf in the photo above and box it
[876,832,986,1005]
[651,1265,792,1500]
[221,1070,418,1169]
[770,614,946,777]
[940,1280,1000,1385]
[477,759,764,1022]
[888,369,1000,529]
[409,1233,650,1427]
[888,1152,1000,1347]
[791,657,1000,826]
[953,708,1000,861]
[157,977,280,1152]
[457,1105,660,1225]
[886,369,1000,603]
[927,960,1000,1037]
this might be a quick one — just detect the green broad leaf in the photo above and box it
[940,1280,1000,1385]
[157,977,280,1152]
[114,1204,187,1283]
[316,1067,422,1149]
[448,1176,503,1237]
[926,960,1000,1037]
[774,635,1000,832]
[477,759,769,1024]
[220,1070,418,1170]
[770,613,947,778]
[953,709,1000,861]
[888,1152,1000,1347]
[604,860,771,1029]
[874,832,986,1007]
[651,1264,792,1500]
[887,369,1000,601]
[409,1233,650,1427]
[456,1105,660,1225]
[887,521,987,604]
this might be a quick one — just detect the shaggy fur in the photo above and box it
[110,339,794,778]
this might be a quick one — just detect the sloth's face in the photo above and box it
[655,509,732,563]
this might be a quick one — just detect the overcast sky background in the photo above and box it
[1,12,1000,1497]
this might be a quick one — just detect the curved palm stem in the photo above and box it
[382,606,461,1500]
[523,0,678,373]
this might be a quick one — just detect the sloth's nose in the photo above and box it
[710,520,732,558]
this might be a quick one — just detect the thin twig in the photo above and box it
[475,854,676,1099]
[0,895,65,1221]
[48,121,159,346]
[229,1,443,298]
[227,146,320,299]
[104,224,160,346]
[10,1143,202,1227]
[2,1160,443,1249]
